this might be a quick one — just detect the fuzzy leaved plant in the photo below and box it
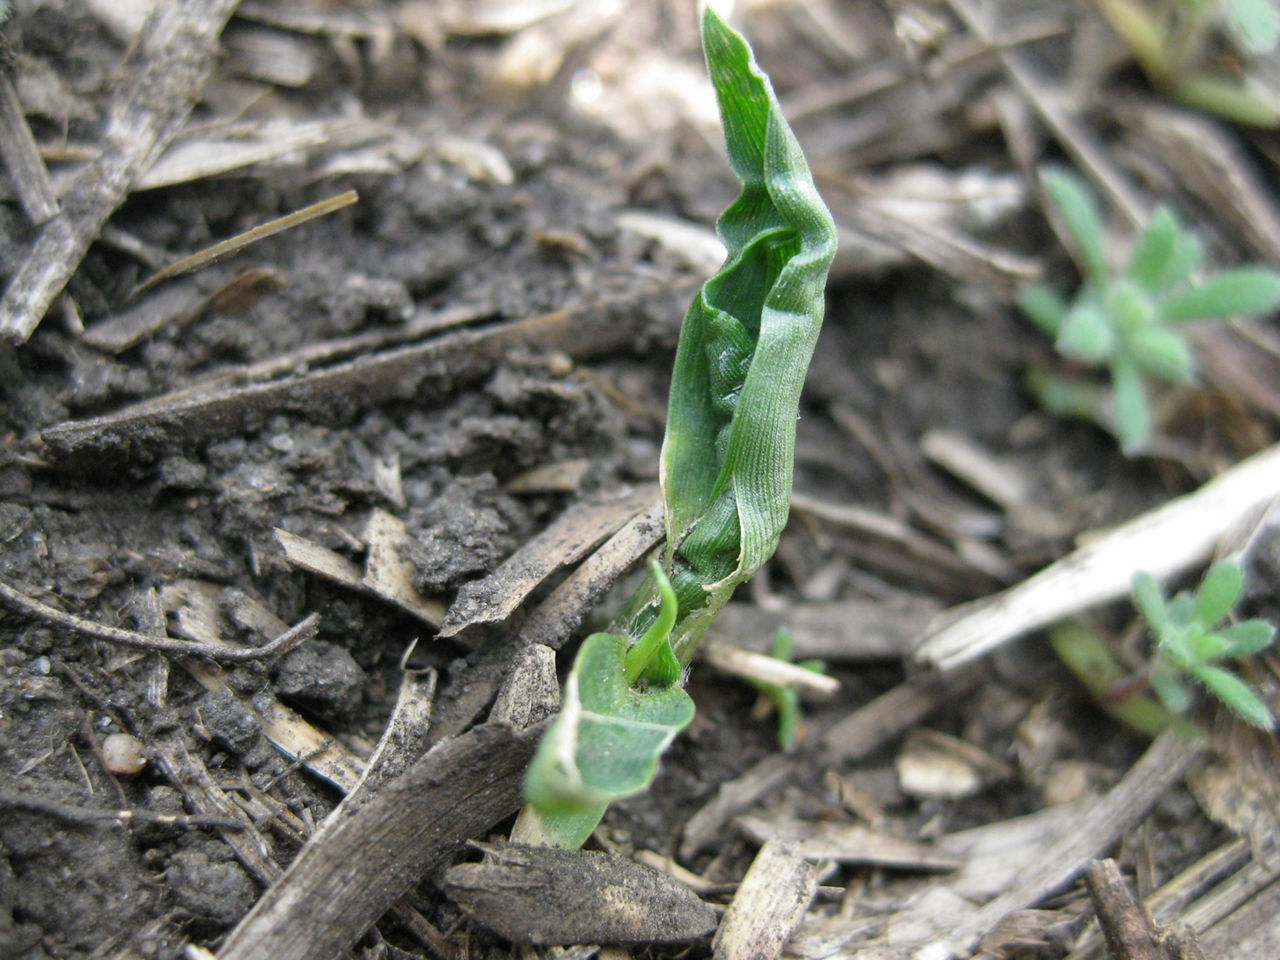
[1134,560,1277,729]
[520,5,837,848]
[1020,167,1280,451]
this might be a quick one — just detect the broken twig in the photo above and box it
[0,578,317,661]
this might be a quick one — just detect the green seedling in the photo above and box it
[1019,167,1280,451]
[522,5,837,847]
[1134,560,1276,728]
[1098,0,1280,126]
[747,628,826,752]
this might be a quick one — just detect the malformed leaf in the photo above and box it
[1126,206,1179,289]
[1193,560,1244,626]
[1218,619,1277,656]
[1193,663,1276,728]
[1042,168,1110,285]
[653,4,836,663]
[1161,267,1280,323]
[524,4,836,849]
[523,632,695,845]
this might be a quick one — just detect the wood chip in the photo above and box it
[714,840,819,960]
[1084,859,1176,960]
[0,71,58,224]
[161,581,366,791]
[699,639,840,697]
[0,0,240,345]
[920,729,1207,958]
[42,285,690,466]
[218,722,541,960]
[916,443,1280,670]
[736,816,962,872]
[708,595,942,663]
[362,509,446,624]
[274,526,445,626]
[445,842,718,945]
[439,484,658,637]
[519,498,665,649]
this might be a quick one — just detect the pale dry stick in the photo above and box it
[130,189,359,298]
[0,788,245,831]
[0,578,318,661]
[699,638,840,696]
[0,71,58,224]
[945,0,1147,229]
[916,442,1280,671]
[0,0,240,345]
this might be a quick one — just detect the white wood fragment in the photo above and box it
[713,840,820,960]
[700,639,841,696]
[362,510,447,625]
[916,442,1280,670]
[736,816,962,872]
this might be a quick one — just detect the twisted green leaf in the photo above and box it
[656,3,837,663]
[522,5,836,846]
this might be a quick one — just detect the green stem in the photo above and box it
[623,561,678,685]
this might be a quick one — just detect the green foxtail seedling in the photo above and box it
[747,628,826,752]
[1019,167,1280,451]
[521,4,837,848]
[1134,560,1276,728]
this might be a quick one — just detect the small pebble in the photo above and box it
[33,656,51,675]
[269,433,295,453]
[101,732,147,775]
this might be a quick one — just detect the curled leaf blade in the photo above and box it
[659,5,836,657]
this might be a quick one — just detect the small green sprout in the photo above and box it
[747,628,826,752]
[1098,0,1280,126]
[1020,167,1280,451]
[1133,560,1277,728]
[521,5,837,847]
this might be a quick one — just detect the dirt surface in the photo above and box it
[2,2,1279,959]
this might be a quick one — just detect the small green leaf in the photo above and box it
[1160,232,1204,290]
[1126,206,1179,289]
[1192,663,1276,728]
[1189,628,1230,662]
[1133,571,1170,636]
[1224,0,1280,53]
[623,561,680,686]
[1042,168,1110,284]
[1218,619,1277,656]
[1151,669,1192,714]
[1110,357,1151,450]
[1127,326,1195,383]
[1193,561,1244,626]
[1161,268,1280,323]
[1057,300,1115,362]
[1167,593,1198,629]
[1174,71,1280,128]
[1109,280,1157,332]
[1018,284,1068,336]
[524,632,695,845]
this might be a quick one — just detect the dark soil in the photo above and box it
[2,2,1273,959]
